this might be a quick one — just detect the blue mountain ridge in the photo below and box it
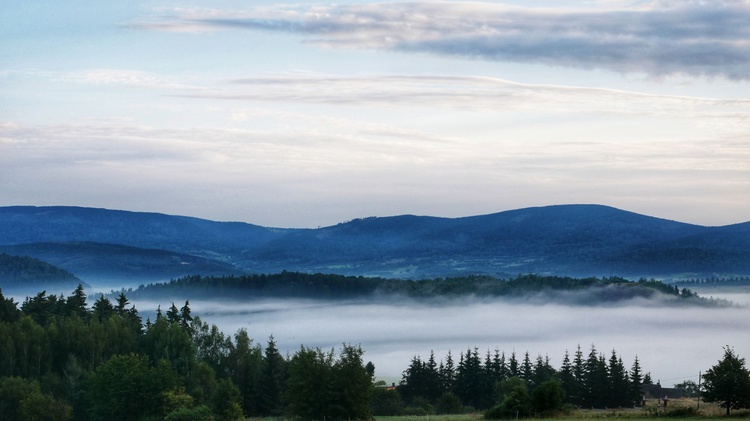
[0,204,748,281]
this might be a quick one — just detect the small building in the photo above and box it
[642,381,684,399]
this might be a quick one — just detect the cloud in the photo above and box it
[130,1,750,79]
[64,69,209,91]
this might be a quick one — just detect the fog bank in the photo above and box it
[132,295,750,387]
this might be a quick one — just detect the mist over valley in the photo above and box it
[122,293,750,388]
[2,204,749,390]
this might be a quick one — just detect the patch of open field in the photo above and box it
[370,399,750,420]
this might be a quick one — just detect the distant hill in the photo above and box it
[0,205,748,281]
[0,242,244,284]
[0,253,85,293]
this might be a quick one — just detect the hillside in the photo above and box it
[0,242,243,285]
[0,205,748,281]
[0,253,85,292]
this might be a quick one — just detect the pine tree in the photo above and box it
[92,295,114,321]
[166,303,181,325]
[630,356,644,406]
[180,300,193,333]
[558,350,577,405]
[115,292,129,316]
[521,352,533,385]
[508,351,519,378]
[259,336,287,415]
[66,284,87,318]
[439,351,456,393]
[607,350,629,407]
[702,346,750,415]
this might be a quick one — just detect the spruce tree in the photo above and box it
[702,346,750,415]
[630,356,643,406]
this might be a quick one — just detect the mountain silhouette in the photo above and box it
[0,205,747,281]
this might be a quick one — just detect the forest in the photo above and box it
[1,283,748,421]
[118,272,716,306]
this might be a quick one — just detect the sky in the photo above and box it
[1,0,749,228]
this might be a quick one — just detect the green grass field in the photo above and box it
[370,399,750,420]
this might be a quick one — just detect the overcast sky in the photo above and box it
[2,0,749,228]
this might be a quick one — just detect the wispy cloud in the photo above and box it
[130,1,750,79]
[179,74,750,132]
[64,69,210,91]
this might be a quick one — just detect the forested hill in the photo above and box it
[116,272,725,307]
[0,253,84,291]
[1,205,749,280]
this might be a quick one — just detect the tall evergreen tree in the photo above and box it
[166,303,181,325]
[521,352,533,385]
[508,351,519,378]
[0,288,20,323]
[115,292,129,316]
[66,284,87,319]
[558,350,577,405]
[92,295,114,321]
[259,336,287,415]
[630,356,644,406]
[439,351,456,393]
[607,350,629,407]
[180,300,193,333]
[702,347,750,415]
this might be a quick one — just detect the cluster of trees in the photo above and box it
[393,345,651,417]
[0,285,373,421]
[675,276,750,287]
[2,283,749,421]
[121,272,712,305]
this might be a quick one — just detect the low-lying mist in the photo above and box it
[129,293,750,387]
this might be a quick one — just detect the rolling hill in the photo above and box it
[0,205,748,282]
[0,253,86,293]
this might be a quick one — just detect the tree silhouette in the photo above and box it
[702,346,750,415]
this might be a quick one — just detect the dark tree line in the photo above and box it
[0,286,373,421]
[3,283,749,421]
[394,344,652,416]
[120,272,713,305]
[675,276,750,288]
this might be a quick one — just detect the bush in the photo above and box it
[531,379,564,415]
[164,405,214,421]
[436,392,464,415]
[371,389,404,416]
[664,406,700,417]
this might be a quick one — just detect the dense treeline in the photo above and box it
[0,285,372,421]
[0,281,731,421]
[120,272,713,305]
[393,345,651,418]
[675,276,750,287]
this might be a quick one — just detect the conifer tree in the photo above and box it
[166,303,181,325]
[558,350,577,405]
[115,292,129,316]
[630,356,644,405]
[259,336,287,415]
[66,284,87,318]
[702,346,750,415]
[92,295,114,321]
